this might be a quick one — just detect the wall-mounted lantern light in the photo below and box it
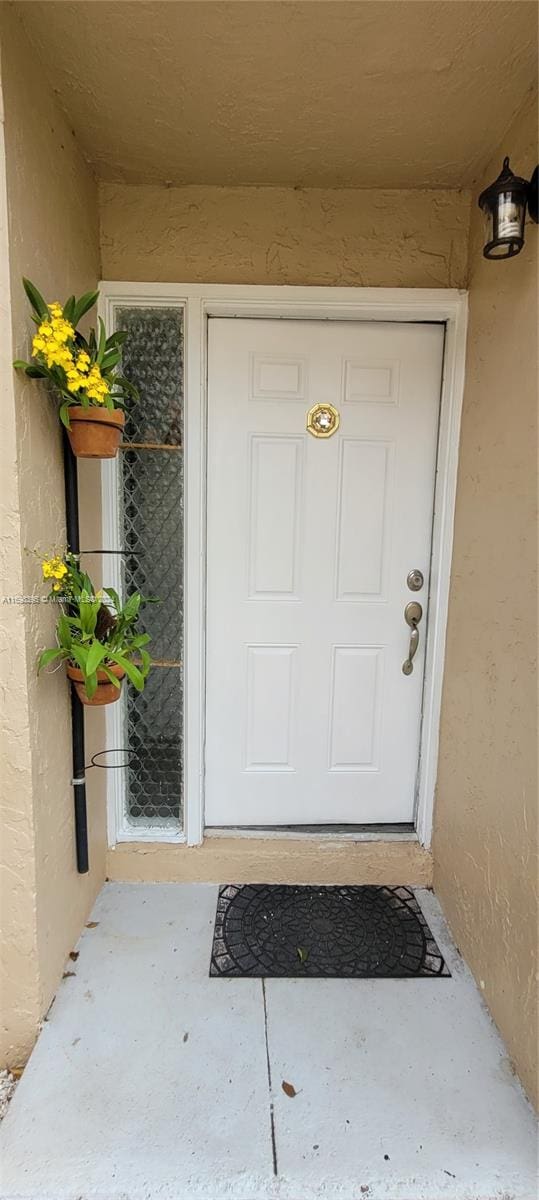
[478,158,538,259]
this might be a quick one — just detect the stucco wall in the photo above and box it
[0,5,105,1066]
[99,168,539,1108]
[0,53,40,1063]
[107,838,432,887]
[434,91,538,1108]
[1,10,535,1106]
[97,180,468,890]
[99,183,470,288]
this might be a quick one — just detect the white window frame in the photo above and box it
[99,283,468,848]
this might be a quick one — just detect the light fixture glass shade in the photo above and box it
[478,157,527,259]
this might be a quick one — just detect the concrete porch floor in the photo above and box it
[0,884,536,1200]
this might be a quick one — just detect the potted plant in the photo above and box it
[38,553,152,706]
[13,279,137,459]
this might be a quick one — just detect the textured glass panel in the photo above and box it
[116,307,183,829]
[122,450,183,660]
[125,668,183,823]
[118,307,183,445]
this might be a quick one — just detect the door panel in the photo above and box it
[205,318,444,826]
[248,436,304,597]
[245,645,296,771]
[328,646,383,770]
[335,438,392,598]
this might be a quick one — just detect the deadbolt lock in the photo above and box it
[407,568,424,592]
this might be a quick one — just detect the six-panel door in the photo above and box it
[205,318,444,826]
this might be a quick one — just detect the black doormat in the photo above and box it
[210,884,450,978]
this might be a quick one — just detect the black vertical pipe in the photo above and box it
[63,430,89,874]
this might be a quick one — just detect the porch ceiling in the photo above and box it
[14,0,538,190]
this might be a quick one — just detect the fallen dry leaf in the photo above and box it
[281,1080,297,1098]
[10,1067,23,1079]
[86,921,99,929]
[62,971,76,979]
[69,951,79,961]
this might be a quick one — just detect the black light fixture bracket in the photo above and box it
[528,165,539,224]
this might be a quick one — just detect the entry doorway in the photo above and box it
[205,317,445,827]
[99,283,467,848]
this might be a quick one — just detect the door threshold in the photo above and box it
[204,823,418,843]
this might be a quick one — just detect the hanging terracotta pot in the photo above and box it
[66,406,125,459]
[67,663,125,706]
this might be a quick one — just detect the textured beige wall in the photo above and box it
[98,179,466,893]
[0,29,470,1070]
[100,166,539,1109]
[99,182,470,288]
[107,839,432,887]
[0,51,41,1061]
[434,91,538,1108]
[0,5,105,1067]
[1,8,535,1104]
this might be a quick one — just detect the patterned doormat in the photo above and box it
[210,884,450,978]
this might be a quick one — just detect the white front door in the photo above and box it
[205,318,444,827]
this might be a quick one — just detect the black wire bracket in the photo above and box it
[86,748,139,771]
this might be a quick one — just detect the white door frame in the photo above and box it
[99,283,468,849]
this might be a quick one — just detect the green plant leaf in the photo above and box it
[23,365,48,379]
[103,586,121,612]
[109,394,127,412]
[80,571,94,594]
[111,653,145,691]
[106,330,128,347]
[122,593,141,621]
[72,290,99,325]
[101,350,121,371]
[86,639,107,676]
[78,593,99,638]
[130,633,151,648]
[59,401,72,429]
[97,316,107,364]
[100,665,122,689]
[57,614,73,650]
[37,647,65,672]
[118,375,138,394]
[69,644,89,673]
[138,648,151,676]
[85,670,98,700]
[22,278,48,319]
[63,295,76,322]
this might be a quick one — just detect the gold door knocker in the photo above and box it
[306,403,340,438]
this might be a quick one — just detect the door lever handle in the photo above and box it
[402,601,423,675]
